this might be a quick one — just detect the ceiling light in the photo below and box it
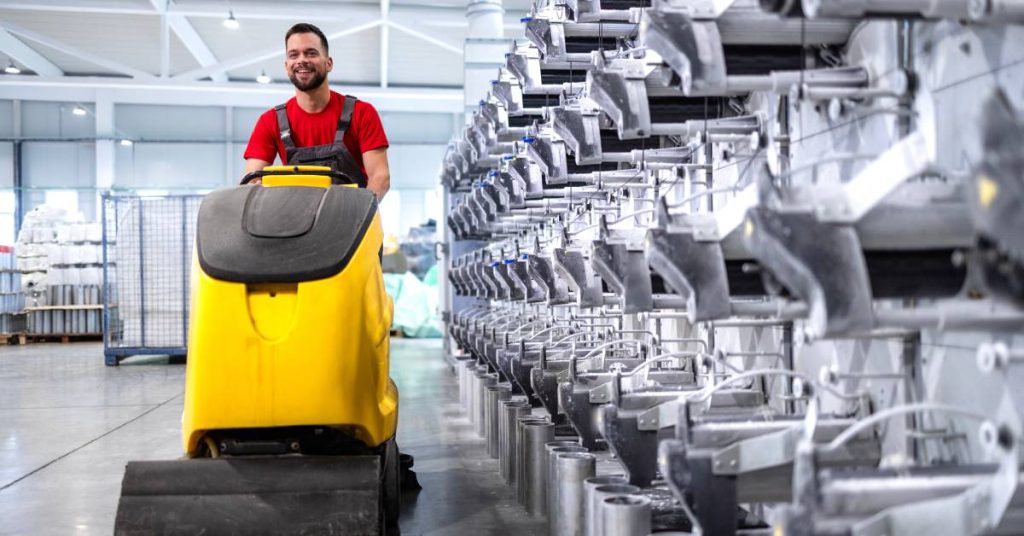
[4,61,20,75]
[120,139,134,147]
[256,70,271,84]
[72,105,87,116]
[223,10,239,29]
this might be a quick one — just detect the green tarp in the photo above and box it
[383,268,442,338]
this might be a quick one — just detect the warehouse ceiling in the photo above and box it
[0,0,531,88]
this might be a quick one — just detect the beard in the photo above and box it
[288,68,327,91]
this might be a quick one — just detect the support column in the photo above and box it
[95,92,115,220]
[463,0,508,117]
[12,100,23,237]
[225,106,235,184]
[441,0,508,358]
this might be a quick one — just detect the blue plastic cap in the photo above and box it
[520,16,532,22]
[491,261,500,268]
[504,259,515,265]
[502,155,514,161]
[520,253,530,260]
[488,170,499,177]
[522,136,536,143]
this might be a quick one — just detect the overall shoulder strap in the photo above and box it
[334,95,359,143]
[274,104,295,149]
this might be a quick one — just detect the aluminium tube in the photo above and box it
[552,452,596,536]
[588,484,639,536]
[486,384,512,458]
[601,496,651,536]
[468,367,481,423]
[546,444,587,520]
[517,417,550,506]
[524,421,557,516]
[458,360,469,411]
[476,372,497,437]
[501,399,533,484]
[460,360,476,412]
[470,367,484,431]
[582,476,628,536]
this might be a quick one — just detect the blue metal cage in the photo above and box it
[102,194,203,365]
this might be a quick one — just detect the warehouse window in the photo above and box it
[0,191,14,246]
[424,187,443,224]
[379,191,401,237]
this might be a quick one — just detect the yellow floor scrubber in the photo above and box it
[114,166,401,535]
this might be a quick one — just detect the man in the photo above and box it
[244,23,391,200]
[243,22,419,497]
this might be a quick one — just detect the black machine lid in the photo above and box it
[196,185,377,283]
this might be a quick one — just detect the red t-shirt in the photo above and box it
[244,91,389,175]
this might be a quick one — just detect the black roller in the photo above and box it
[651,273,668,294]
[724,46,804,76]
[509,115,534,128]
[540,68,589,85]
[649,96,732,123]
[759,0,805,17]
[567,160,619,174]
[115,457,382,536]
[600,0,651,10]
[565,36,623,54]
[524,94,557,109]
[725,260,769,297]
[601,130,649,152]
[865,249,967,299]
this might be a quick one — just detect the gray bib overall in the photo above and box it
[275,94,369,187]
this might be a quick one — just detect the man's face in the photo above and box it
[285,32,332,91]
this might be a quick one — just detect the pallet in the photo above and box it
[3,332,103,345]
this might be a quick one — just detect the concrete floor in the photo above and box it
[0,339,545,536]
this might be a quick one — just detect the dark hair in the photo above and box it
[286,23,329,55]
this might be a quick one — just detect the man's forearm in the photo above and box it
[243,158,271,184]
[367,171,390,200]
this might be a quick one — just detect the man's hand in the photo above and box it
[243,158,271,185]
[363,148,391,200]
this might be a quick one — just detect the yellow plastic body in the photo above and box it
[182,166,397,454]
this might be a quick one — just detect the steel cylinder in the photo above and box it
[485,384,512,458]
[500,399,532,483]
[588,484,639,536]
[476,372,497,436]
[457,360,465,410]
[516,417,549,505]
[470,367,485,428]
[582,476,629,536]
[467,368,477,422]
[601,496,651,536]
[523,421,556,516]
[459,360,475,411]
[552,452,596,536]
[546,443,587,519]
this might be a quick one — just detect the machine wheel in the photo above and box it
[382,438,401,530]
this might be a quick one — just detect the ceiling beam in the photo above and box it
[0,0,528,28]
[380,0,389,88]
[149,0,227,82]
[0,28,63,77]
[0,20,154,79]
[160,12,170,77]
[387,20,464,56]
[174,18,382,81]
[0,75,464,114]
